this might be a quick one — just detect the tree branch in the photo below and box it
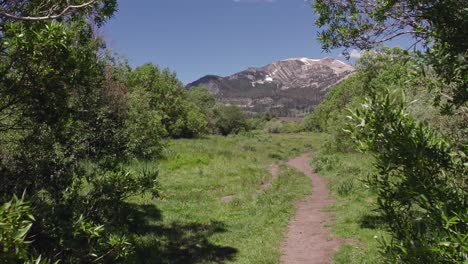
[374,30,425,44]
[0,0,99,21]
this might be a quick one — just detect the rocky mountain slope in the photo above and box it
[187,57,354,117]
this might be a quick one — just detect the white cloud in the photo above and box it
[349,49,362,59]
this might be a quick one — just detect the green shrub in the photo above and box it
[348,89,467,263]
[182,105,209,137]
[304,48,415,152]
[280,121,305,133]
[126,64,210,139]
[123,88,165,159]
[0,5,156,263]
[213,104,249,136]
[247,116,268,131]
[0,195,35,263]
[186,86,216,112]
[246,112,278,131]
[303,111,322,132]
[264,119,283,133]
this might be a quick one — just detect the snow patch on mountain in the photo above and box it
[187,57,355,117]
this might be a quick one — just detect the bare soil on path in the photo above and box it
[281,153,345,264]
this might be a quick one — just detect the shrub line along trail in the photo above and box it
[281,153,344,264]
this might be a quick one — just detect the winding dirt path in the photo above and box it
[281,153,344,264]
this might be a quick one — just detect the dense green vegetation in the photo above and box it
[303,47,466,263]
[306,0,467,260]
[0,2,140,262]
[212,105,249,136]
[0,2,249,262]
[1,0,466,263]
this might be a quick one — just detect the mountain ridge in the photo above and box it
[187,57,354,117]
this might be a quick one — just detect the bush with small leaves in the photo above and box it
[347,89,467,263]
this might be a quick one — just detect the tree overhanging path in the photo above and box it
[281,153,344,264]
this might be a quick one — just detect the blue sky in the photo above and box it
[103,0,396,84]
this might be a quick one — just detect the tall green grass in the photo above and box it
[126,133,322,263]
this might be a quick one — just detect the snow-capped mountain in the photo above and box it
[187,57,354,117]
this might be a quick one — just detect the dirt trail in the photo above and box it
[281,153,344,264]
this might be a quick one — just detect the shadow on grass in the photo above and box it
[359,213,387,229]
[125,203,237,264]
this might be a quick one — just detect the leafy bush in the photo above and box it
[0,195,36,263]
[280,121,305,133]
[313,1,467,262]
[186,86,216,118]
[182,105,209,137]
[123,88,165,159]
[213,104,249,136]
[247,116,268,131]
[82,165,159,227]
[126,64,209,139]
[348,89,467,263]
[305,48,420,152]
[264,119,283,134]
[22,166,156,263]
[309,47,467,262]
[0,4,157,263]
[186,86,218,134]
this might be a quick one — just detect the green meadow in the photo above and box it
[121,132,386,263]
[128,133,313,263]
